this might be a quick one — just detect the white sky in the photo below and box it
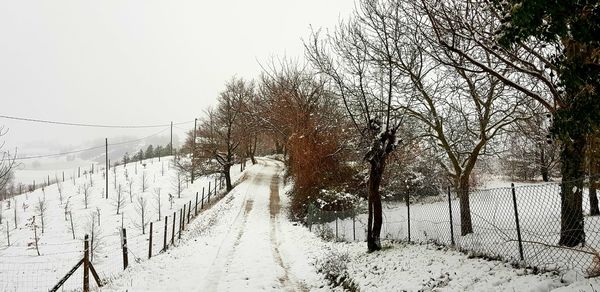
[0,0,355,155]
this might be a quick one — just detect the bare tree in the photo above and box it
[171,170,186,199]
[153,187,162,221]
[134,195,149,234]
[79,183,92,209]
[0,127,17,196]
[140,171,148,193]
[112,184,127,215]
[192,78,253,191]
[84,213,104,263]
[418,0,592,246]
[35,196,47,233]
[306,1,407,251]
[126,177,135,203]
[63,196,72,221]
[56,180,64,205]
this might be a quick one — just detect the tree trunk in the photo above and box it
[589,134,600,216]
[250,136,258,165]
[590,187,600,216]
[367,155,386,252]
[224,164,233,191]
[458,175,474,235]
[558,133,586,247]
[540,146,549,182]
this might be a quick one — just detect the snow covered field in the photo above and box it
[0,155,246,291]
[316,182,600,277]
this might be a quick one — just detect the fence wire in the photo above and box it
[0,171,233,292]
[309,180,600,277]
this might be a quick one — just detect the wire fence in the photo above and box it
[309,180,600,277]
[0,162,244,292]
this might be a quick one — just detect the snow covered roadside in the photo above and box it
[278,180,600,291]
[282,217,600,291]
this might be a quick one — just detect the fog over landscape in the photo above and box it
[0,0,353,156]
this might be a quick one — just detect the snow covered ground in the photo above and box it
[100,158,600,292]
[0,155,246,291]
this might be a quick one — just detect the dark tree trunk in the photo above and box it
[558,133,586,247]
[590,187,600,216]
[458,175,473,235]
[367,156,386,252]
[540,146,549,182]
[589,140,600,216]
[250,136,257,165]
[224,164,233,191]
[275,139,284,154]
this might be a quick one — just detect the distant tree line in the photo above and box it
[122,143,172,166]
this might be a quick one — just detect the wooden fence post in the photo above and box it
[84,234,90,292]
[187,201,191,224]
[121,228,129,270]
[448,187,455,246]
[163,216,168,252]
[201,189,205,209]
[511,183,525,261]
[208,182,211,203]
[195,192,199,216]
[171,212,176,245]
[179,209,183,239]
[148,222,153,259]
[182,206,186,231]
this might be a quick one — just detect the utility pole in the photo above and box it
[191,118,197,184]
[105,138,109,199]
[170,121,173,156]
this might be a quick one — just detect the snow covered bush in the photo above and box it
[315,249,359,291]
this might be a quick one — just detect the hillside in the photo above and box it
[0,155,246,291]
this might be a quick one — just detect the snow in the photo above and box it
[3,157,600,291]
[102,158,327,292]
[0,155,246,291]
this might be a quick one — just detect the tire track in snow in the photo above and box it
[269,164,309,292]
[202,167,263,291]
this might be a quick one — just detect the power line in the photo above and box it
[0,114,193,129]
[14,128,170,161]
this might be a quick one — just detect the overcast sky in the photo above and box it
[0,0,354,156]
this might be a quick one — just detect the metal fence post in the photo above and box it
[448,187,455,246]
[195,192,198,216]
[511,183,525,261]
[406,192,411,242]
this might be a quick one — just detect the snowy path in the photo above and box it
[102,159,320,292]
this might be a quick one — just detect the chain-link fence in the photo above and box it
[308,181,600,276]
